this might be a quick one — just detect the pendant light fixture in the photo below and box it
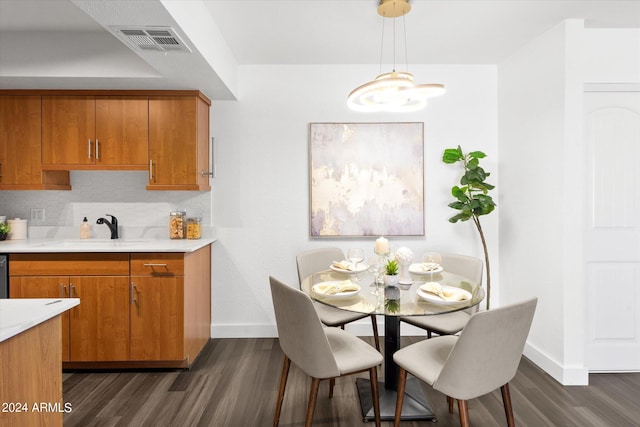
[347,0,445,112]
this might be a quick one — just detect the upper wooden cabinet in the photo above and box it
[0,89,211,191]
[148,94,211,191]
[41,95,149,169]
[0,95,70,190]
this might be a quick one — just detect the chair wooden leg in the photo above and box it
[369,367,381,427]
[273,356,291,427]
[329,378,335,398]
[394,368,407,427]
[501,383,515,427]
[447,396,455,413]
[305,377,321,427]
[457,399,470,427]
[370,314,381,351]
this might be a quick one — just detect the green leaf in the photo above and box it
[468,151,487,159]
[442,147,463,164]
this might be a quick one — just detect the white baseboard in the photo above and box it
[210,319,429,340]
[211,321,589,387]
[524,342,589,386]
[211,323,277,338]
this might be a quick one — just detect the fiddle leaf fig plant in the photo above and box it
[443,146,496,309]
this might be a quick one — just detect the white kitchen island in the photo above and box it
[0,298,79,427]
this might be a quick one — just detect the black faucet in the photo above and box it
[96,214,119,239]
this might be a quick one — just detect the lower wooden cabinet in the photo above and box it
[8,246,211,368]
[10,276,72,361]
[129,276,184,361]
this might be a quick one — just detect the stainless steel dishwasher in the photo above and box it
[0,254,7,298]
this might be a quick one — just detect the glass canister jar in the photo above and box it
[169,211,186,239]
[186,217,202,240]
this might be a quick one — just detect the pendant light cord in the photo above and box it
[392,15,396,72]
[379,15,385,75]
[403,14,409,72]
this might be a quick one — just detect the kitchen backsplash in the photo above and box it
[0,171,211,230]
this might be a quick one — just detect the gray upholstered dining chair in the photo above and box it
[400,253,483,338]
[393,297,538,427]
[296,247,380,351]
[269,276,382,427]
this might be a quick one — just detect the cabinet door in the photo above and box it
[0,96,42,185]
[10,276,71,362]
[95,96,148,167]
[148,96,210,190]
[68,276,130,362]
[42,96,96,166]
[130,276,184,361]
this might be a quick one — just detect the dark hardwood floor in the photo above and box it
[63,337,640,427]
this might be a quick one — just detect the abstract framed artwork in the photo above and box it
[309,122,424,237]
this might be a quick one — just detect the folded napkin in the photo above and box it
[332,260,354,271]
[419,262,441,272]
[315,280,359,295]
[420,283,468,302]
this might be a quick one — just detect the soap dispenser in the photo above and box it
[80,217,91,239]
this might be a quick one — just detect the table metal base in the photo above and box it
[356,377,436,422]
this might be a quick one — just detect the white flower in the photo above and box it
[395,246,413,264]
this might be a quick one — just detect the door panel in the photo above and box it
[69,276,130,362]
[10,276,71,362]
[130,276,184,361]
[585,91,640,371]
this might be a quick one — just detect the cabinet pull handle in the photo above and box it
[143,263,168,267]
[200,136,215,178]
[70,284,76,298]
[60,284,67,298]
[149,160,154,182]
[130,282,137,304]
[88,139,92,159]
[95,139,100,160]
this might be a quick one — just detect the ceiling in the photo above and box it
[1,0,639,100]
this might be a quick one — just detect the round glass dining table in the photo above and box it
[301,268,485,422]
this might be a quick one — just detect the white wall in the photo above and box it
[210,64,499,337]
[498,20,588,385]
[584,28,640,84]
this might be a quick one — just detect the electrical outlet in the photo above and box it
[30,208,45,222]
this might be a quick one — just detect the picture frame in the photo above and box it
[309,122,424,237]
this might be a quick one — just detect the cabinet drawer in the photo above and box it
[10,253,130,276]
[130,253,184,276]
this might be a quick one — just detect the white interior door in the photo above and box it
[584,90,640,371]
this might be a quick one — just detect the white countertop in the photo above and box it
[0,298,80,342]
[0,237,215,253]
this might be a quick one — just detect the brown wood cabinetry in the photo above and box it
[0,316,64,427]
[41,95,148,169]
[130,248,211,365]
[9,277,72,361]
[9,253,130,363]
[8,246,211,368]
[148,94,211,191]
[1,89,211,191]
[0,95,70,190]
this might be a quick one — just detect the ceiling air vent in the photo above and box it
[112,26,191,53]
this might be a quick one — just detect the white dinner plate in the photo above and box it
[330,264,369,274]
[409,263,444,275]
[312,281,361,299]
[416,285,471,305]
